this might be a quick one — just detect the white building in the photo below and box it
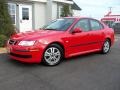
[8,0,81,32]
[72,2,81,16]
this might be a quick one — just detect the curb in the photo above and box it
[0,48,7,54]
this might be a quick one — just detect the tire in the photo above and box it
[43,44,63,66]
[101,39,111,54]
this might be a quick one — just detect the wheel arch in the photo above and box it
[105,38,111,46]
[45,41,65,57]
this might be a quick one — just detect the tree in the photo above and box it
[61,4,72,17]
[0,0,15,47]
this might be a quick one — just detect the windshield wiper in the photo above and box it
[44,28,57,30]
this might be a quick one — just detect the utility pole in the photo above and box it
[109,7,112,12]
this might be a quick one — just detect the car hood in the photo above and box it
[11,30,64,40]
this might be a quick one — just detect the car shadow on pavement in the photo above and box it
[0,51,111,67]
[10,59,40,67]
[63,51,109,63]
[0,53,43,68]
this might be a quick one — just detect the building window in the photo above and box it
[8,3,16,25]
[22,8,29,20]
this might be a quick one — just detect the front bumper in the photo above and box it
[7,45,44,63]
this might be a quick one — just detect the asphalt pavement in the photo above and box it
[0,35,120,90]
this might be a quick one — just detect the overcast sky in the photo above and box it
[74,0,120,19]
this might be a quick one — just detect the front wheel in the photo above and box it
[101,40,111,54]
[43,44,63,66]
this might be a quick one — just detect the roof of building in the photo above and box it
[72,2,81,10]
[8,0,81,10]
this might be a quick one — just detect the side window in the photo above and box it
[74,19,90,32]
[90,19,103,30]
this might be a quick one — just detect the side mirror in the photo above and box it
[72,27,83,33]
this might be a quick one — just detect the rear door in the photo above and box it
[88,19,105,50]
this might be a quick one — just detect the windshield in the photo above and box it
[42,18,75,31]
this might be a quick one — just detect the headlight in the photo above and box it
[18,41,35,46]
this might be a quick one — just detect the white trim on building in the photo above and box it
[8,0,75,32]
[53,0,73,4]
[29,0,47,2]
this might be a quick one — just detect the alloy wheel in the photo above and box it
[44,47,61,66]
[103,40,110,54]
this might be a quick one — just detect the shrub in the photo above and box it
[0,0,15,47]
[61,4,72,17]
[0,34,8,47]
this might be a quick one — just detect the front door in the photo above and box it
[67,18,92,56]
[19,4,32,32]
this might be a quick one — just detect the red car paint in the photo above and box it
[7,17,114,63]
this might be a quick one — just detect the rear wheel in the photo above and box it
[43,44,63,66]
[101,39,111,54]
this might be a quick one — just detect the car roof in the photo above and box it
[63,17,108,28]
[64,17,96,20]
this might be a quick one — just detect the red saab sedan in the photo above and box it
[7,17,114,66]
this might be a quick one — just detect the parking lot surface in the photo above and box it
[0,35,120,90]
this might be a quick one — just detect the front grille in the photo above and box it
[10,53,32,58]
[9,39,17,45]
